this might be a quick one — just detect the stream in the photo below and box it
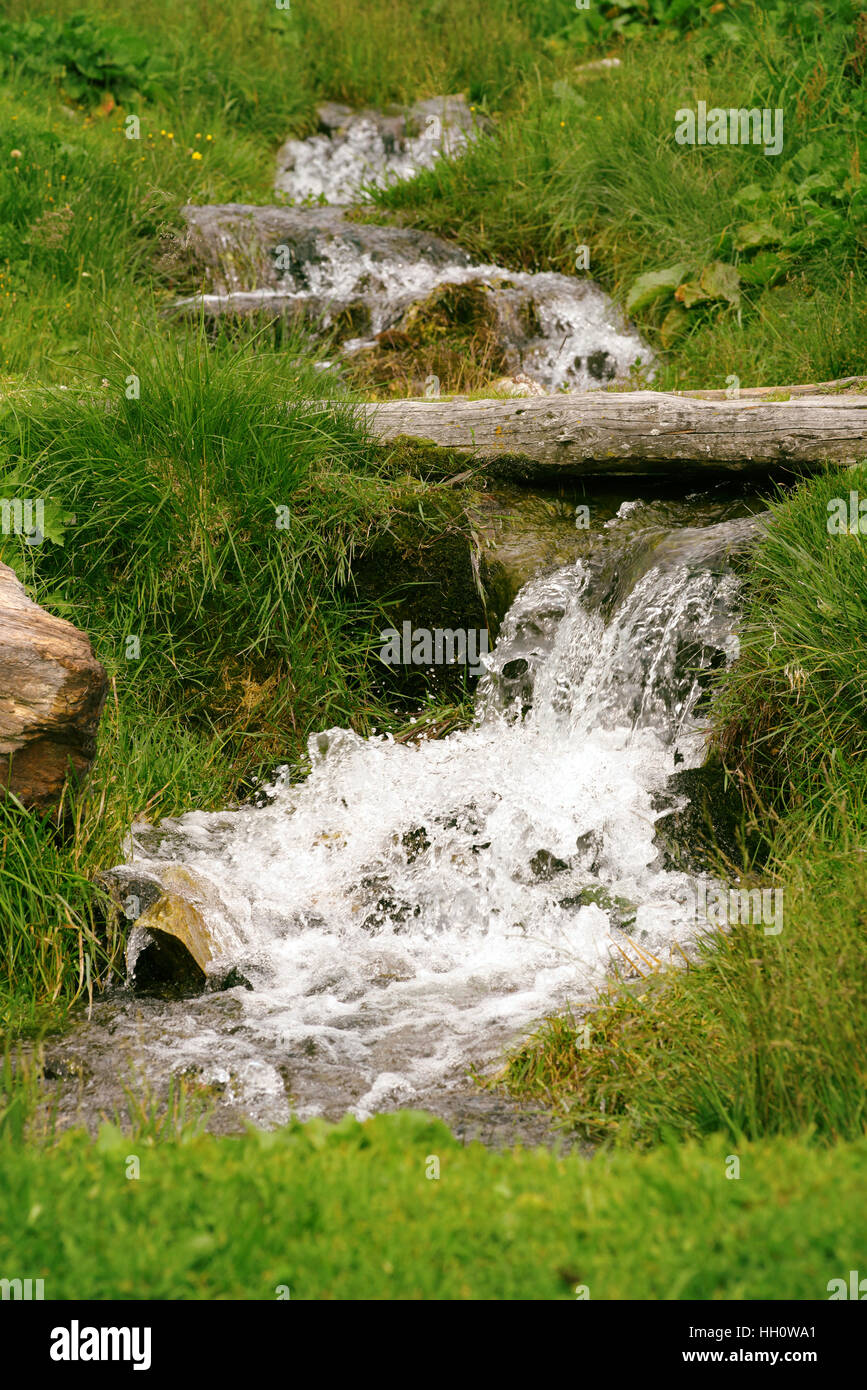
[45,483,766,1143]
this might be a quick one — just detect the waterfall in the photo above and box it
[106,513,748,1123]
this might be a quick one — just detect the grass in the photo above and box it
[1,0,866,1306]
[1,1068,866,1300]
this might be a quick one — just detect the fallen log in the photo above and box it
[357,390,867,476]
[671,376,867,401]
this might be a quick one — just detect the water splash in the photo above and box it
[98,516,746,1124]
[275,95,482,205]
[176,206,651,393]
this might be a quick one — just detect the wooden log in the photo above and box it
[670,376,867,401]
[356,390,867,476]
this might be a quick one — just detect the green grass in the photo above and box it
[368,8,867,389]
[1,1085,865,1300]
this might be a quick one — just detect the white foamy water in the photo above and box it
[111,523,743,1123]
[275,98,478,205]
[184,258,649,393]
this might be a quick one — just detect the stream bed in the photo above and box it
[44,482,767,1143]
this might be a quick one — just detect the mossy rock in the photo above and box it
[560,885,637,930]
[652,755,762,874]
[346,280,511,397]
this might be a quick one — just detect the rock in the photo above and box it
[275,93,488,204]
[102,863,234,999]
[127,898,212,998]
[175,204,469,300]
[0,561,107,809]
[652,758,761,874]
[490,373,548,397]
[126,873,216,998]
[170,204,650,395]
[350,492,506,706]
[529,849,570,880]
[559,885,637,930]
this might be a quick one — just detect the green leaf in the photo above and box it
[734,183,772,210]
[738,250,787,287]
[698,261,741,308]
[624,263,690,314]
[674,280,708,308]
[733,221,784,251]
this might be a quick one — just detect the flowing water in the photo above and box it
[181,244,652,394]
[48,489,763,1138]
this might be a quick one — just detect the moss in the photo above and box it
[345,280,510,397]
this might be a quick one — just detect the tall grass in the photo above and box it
[714,465,867,841]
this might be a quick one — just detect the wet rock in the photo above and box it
[275,94,488,204]
[0,561,107,810]
[42,1057,89,1081]
[104,865,233,999]
[352,495,504,707]
[97,866,167,923]
[574,830,603,873]
[401,826,430,863]
[501,657,530,680]
[653,757,759,874]
[175,203,469,299]
[206,964,254,993]
[127,891,215,998]
[357,871,418,935]
[170,205,651,394]
[559,885,637,930]
[529,849,570,880]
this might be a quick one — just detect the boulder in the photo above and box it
[0,561,107,809]
[170,205,650,395]
[101,863,241,998]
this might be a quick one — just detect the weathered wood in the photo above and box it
[673,376,867,401]
[0,562,107,809]
[357,390,867,476]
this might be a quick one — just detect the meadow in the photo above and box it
[0,0,866,1300]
